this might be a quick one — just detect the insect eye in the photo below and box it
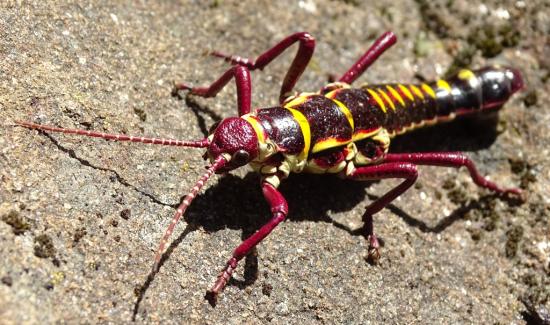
[232,150,250,165]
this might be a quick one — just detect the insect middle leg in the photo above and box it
[207,181,288,301]
[338,31,397,85]
[346,162,418,261]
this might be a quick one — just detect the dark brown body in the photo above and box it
[250,67,523,176]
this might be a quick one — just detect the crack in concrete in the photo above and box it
[42,132,178,208]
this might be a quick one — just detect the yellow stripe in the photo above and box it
[352,127,382,142]
[285,107,310,160]
[398,84,414,101]
[458,69,475,80]
[386,85,405,106]
[324,89,354,129]
[331,98,354,130]
[241,114,265,143]
[409,85,424,99]
[377,89,396,111]
[366,89,387,113]
[421,83,436,98]
[324,89,339,98]
[311,138,351,153]
[436,79,451,93]
[284,95,309,108]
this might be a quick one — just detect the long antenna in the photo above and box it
[152,155,227,273]
[15,120,209,148]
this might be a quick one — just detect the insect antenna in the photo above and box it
[152,155,227,273]
[14,120,210,148]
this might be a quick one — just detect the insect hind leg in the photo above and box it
[383,152,523,200]
[346,162,418,263]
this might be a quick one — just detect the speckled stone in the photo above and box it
[1,0,548,323]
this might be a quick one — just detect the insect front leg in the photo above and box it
[346,162,418,262]
[209,32,316,103]
[338,31,397,84]
[383,152,523,199]
[206,181,288,303]
[174,65,252,116]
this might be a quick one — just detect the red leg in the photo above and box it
[211,32,315,103]
[347,162,418,261]
[383,152,522,198]
[15,121,209,148]
[174,65,252,116]
[207,182,288,301]
[338,31,397,84]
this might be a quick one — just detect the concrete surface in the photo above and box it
[1,0,548,323]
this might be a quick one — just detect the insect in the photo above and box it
[16,31,524,302]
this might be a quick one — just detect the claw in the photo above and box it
[365,234,381,265]
[204,290,218,307]
[366,247,380,265]
[171,82,192,98]
[209,50,231,60]
[502,188,526,205]
[205,257,237,304]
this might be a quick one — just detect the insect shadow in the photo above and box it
[133,154,494,316]
[390,113,500,153]
[133,173,369,317]
[183,94,223,136]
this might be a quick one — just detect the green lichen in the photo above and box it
[415,0,452,38]
[505,225,524,258]
[414,33,438,58]
[523,89,538,107]
[467,23,521,59]
[508,158,536,189]
[444,45,476,79]
[34,234,56,259]
[207,0,221,8]
[446,22,522,77]
[469,26,503,58]
[478,197,499,231]
[331,0,360,6]
[469,227,483,241]
[441,178,470,205]
[73,227,87,244]
[120,208,131,220]
[2,210,31,235]
[133,107,147,122]
[51,271,65,286]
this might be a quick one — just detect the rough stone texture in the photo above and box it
[1,0,549,323]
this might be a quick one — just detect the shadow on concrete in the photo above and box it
[390,113,500,153]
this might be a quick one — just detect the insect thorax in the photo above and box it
[243,105,391,187]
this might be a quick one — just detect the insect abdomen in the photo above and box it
[331,67,523,137]
[253,67,523,157]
